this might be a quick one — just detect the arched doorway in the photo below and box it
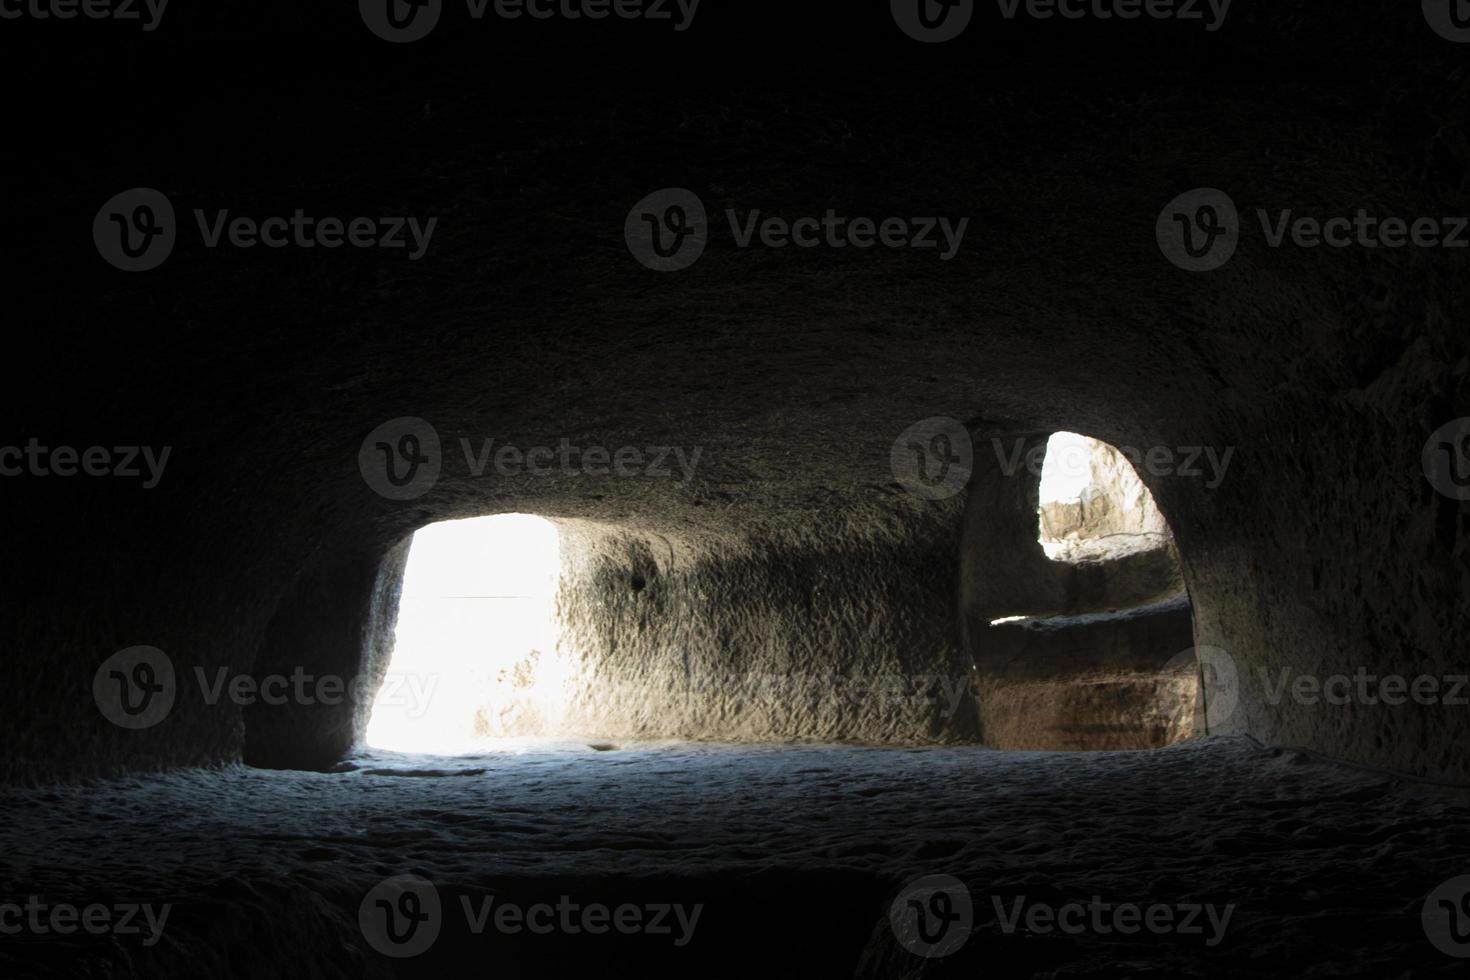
[962,431,1199,750]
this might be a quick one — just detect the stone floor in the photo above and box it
[0,735,1466,977]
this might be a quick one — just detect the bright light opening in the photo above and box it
[1038,431,1095,505]
[365,514,564,754]
[1037,431,1172,562]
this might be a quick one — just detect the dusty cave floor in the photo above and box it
[1,736,1467,978]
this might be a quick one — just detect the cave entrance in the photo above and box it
[1036,431,1173,563]
[970,431,1199,751]
[364,514,566,754]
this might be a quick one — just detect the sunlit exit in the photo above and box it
[365,514,565,754]
[1038,431,1096,504]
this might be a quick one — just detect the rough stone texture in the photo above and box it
[962,432,1196,749]
[552,507,979,743]
[980,596,1198,750]
[3,1,1470,785]
[244,542,411,769]
[961,434,1186,626]
[384,507,983,745]
[2,737,1468,978]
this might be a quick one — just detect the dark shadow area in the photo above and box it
[3,0,1469,975]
